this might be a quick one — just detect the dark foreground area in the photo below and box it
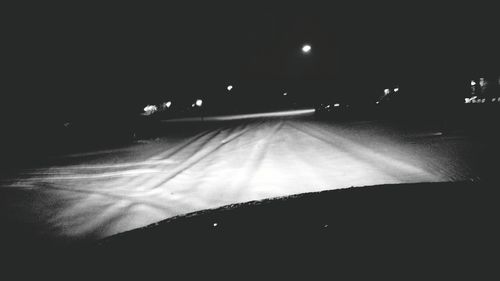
[4,180,498,278]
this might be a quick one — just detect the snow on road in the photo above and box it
[0,117,477,241]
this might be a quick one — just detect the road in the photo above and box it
[0,111,484,242]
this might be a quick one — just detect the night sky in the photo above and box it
[4,2,499,122]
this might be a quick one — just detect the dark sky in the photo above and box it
[4,2,499,120]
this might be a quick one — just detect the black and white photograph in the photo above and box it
[1,2,499,278]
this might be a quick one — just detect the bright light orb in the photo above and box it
[195,99,203,107]
[394,88,399,92]
[227,85,233,91]
[144,105,157,113]
[283,92,288,96]
[302,44,311,53]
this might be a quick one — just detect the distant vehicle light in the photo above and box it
[196,99,203,107]
[334,103,340,107]
[384,89,390,95]
[471,80,476,86]
[227,85,233,91]
[394,88,399,92]
[283,92,288,96]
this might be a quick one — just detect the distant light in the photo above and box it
[227,85,233,91]
[471,80,476,86]
[325,105,331,109]
[283,92,288,96]
[479,78,486,87]
[302,44,311,53]
[394,88,399,92]
[191,104,195,107]
[143,105,158,115]
[164,101,172,108]
[384,89,390,95]
[334,103,340,107]
[492,98,496,102]
[213,223,218,227]
[376,101,380,104]
[195,99,203,107]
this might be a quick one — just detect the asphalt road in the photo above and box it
[0,112,485,242]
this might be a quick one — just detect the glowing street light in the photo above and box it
[227,85,233,91]
[301,44,311,54]
[195,99,203,107]
[143,105,158,116]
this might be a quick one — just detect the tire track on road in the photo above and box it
[312,121,471,182]
[101,127,229,191]
[227,120,285,201]
[286,122,437,183]
[145,122,255,190]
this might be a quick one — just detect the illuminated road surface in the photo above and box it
[0,112,480,241]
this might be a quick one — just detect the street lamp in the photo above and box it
[302,44,312,54]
